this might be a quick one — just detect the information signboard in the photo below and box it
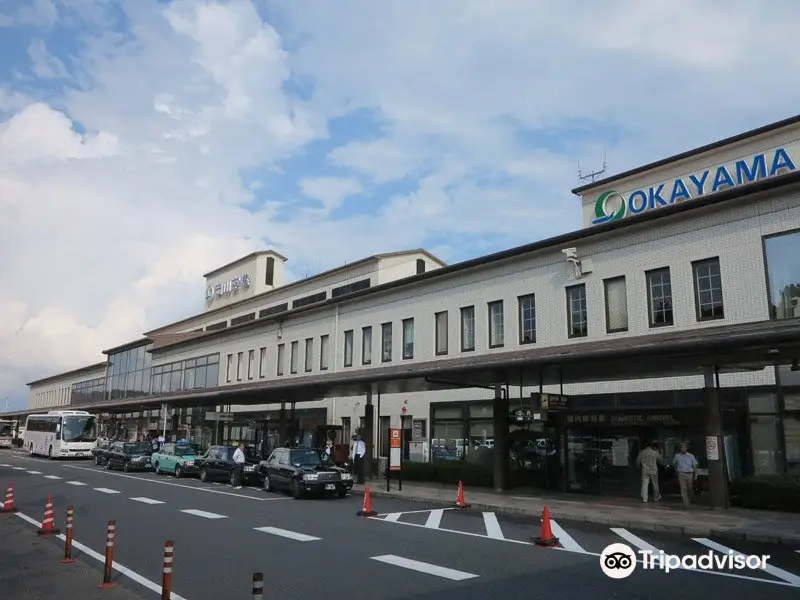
[389,428,402,471]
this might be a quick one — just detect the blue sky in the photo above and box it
[1,0,799,409]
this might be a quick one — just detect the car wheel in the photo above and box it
[263,475,272,493]
[123,462,130,473]
[200,468,208,483]
[175,466,183,479]
[154,462,161,475]
[95,456,101,465]
[229,472,236,487]
[29,443,34,456]
[106,460,113,470]
[291,478,303,499]
[48,446,53,460]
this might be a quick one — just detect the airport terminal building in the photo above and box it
[11,115,800,504]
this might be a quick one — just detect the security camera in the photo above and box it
[562,247,578,261]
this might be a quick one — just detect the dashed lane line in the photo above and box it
[26,470,43,475]
[66,481,87,486]
[253,526,321,541]
[12,466,25,470]
[180,509,227,519]
[94,488,120,494]
[130,497,165,505]
[14,511,191,600]
[64,465,289,502]
[43,475,62,480]
[371,555,478,581]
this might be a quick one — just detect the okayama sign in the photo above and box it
[206,274,251,302]
[591,145,798,225]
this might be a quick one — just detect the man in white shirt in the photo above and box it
[232,442,246,490]
[352,435,366,484]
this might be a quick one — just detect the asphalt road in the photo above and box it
[1,450,798,600]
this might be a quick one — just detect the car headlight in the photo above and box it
[341,473,352,480]
[184,461,194,467]
[244,465,255,472]
[303,473,318,481]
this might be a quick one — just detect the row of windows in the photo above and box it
[70,377,106,405]
[150,354,221,395]
[33,386,71,408]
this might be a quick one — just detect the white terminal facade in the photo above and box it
[18,115,800,501]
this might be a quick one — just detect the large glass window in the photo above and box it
[750,415,785,474]
[290,341,299,374]
[693,258,724,320]
[236,351,244,381]
[646,267,673,326]
[432,405,464,462]
[488,301,504,348]
[320,335,329,370]
[276,344,285,376]
[304,338,313,372]
[106,344,152,399]
[247,349,255,380]
[604,276,628,333]
[435,311,448,355]
[518,295,535,343]
[259,347,267,378]
[402,318,414,359]
[343,330,354,367]
[460,306,475,351]
[567,284,588,338]
[362,326,372,365]
[226,354,234,382]
[381,322,392,362]
[764,230,800,319]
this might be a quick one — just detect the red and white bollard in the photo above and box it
[252,572,263,600]
[161,541,174,600]
[61,505,75,564]
[100,520,116,588]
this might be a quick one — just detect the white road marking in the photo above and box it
[26,470,42,475]
[12,466,24,470]
[43,475,62,480]
[0,463,10,467]
[548,519,586,553]
[482,512,505,539]
[14,512,191,600]
[376,507,456,517]
[693,538,800,586]
[384,513,403,522]
[94,488,120,494]
[181,509,227,519]
[66,481,87,486]
[253,527,321,541]
[424,509,444,529]
[612,528,661,554]
[371,555,478,581]
[129,497,165,505]
[65,465,287,502]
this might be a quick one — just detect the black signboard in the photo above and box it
[533,393,569,412]
[566,412,687,427]
[511,408,544,423]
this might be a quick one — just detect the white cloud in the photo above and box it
[2,0,799,409]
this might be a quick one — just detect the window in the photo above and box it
[518,295,536,343]
[343,330,354,367]
[265,256,275,286]
[290,341,299,374]
[647,267,673,326]
[693,258,724,320]
[247,349,255,380]
[276,344,285,376]
[460,306,475,351]
[764,230,800,319]
[258,347,267,378]
[402,318,414,359]
[226,354,234,382]
[381,322,392,362]
[567,284,588,338]
[331,278,371,298]
[258,303,288,319]
[304,338,313,372]
[231,312,255,326]
[416,258,426,274]
[320,335,329,370]
[488,301,504,348]
[604,277,628,333]
[362,326,372,365]
[435,311,448,355]
[292,291,327,309]
[236,352,244,380]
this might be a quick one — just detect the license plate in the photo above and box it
[325,484,335,491]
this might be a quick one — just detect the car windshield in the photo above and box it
[290,449,331,467]
[176,444,200,456]
[124,443,151,454]
[0,422,13,436]
[61,415,97,443]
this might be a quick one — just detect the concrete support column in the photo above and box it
[493,383,510,491]
[278,402,287,446]
[704,367,729,509]
[364,391,374,479]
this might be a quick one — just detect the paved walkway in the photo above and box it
[0,512,145,600]
[352,480,800,546]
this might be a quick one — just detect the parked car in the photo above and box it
[260,447,353,499]
[152,441,202,478]
[92,440,114,465]
[105,442,153,472]
[194,445,262,486]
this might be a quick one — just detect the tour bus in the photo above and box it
[25,411,98,458]
[0,419,14,448]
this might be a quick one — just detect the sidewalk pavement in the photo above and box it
[0,513,146,600]
[351,480,800,547]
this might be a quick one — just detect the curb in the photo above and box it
[354,487,800,547]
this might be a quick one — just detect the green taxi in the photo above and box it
[151,441,202,478]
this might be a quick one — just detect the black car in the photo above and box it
[260,447,353,499]
[105,442,153,472]
[195,445,262,486]
[92,440,114,465]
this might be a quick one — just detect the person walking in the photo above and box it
[232,442,246,490]
[673,443,699,506]
[352,434,366,484]
[636,441,665,503]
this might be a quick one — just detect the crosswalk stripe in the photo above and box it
[180,509,227,519]
[384,513,402,522]
[12,467,24,470]
[693,538,800,586]
[549,519,586,553]
[129,497,164,505]
[371,555,478,581]
[424,509,444,529]
[43,475,61,480]
[253,527,320,541]
[482,512,504,539]
[94,488,120,494]
[26,471,42,475]
[0,464,10,467]
[66,481,87,486]
[611,527,662,553]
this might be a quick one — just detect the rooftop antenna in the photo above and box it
[577,150,607,183]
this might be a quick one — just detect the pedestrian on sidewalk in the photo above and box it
[352,434,366,484]
[673,443,698,506]
[232,442,246,490]
[636,441,665,503]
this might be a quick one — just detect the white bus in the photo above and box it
[0,419,14,448]
[26,411,98,458]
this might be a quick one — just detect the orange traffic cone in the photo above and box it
[455,480,470,509]
[357,486,377,517]
[1,482,17,513]
[37,495,60,536]
[533,505,559,546]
